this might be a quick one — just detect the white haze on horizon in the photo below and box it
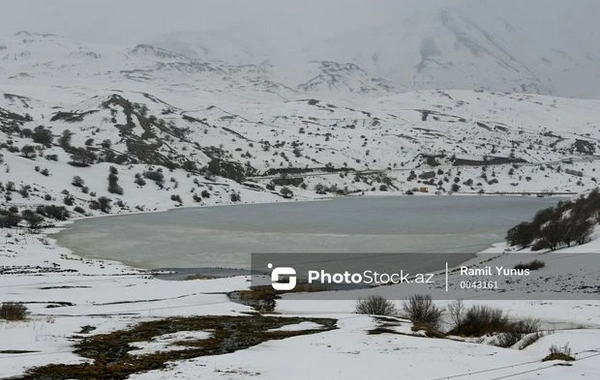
[0,0,598,98]
[0,0,595,45]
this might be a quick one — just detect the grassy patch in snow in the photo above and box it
[230,283,329,313]
[542,343,575,362]
[16,315,337,380]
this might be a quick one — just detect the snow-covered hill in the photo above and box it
[1,85,600,222]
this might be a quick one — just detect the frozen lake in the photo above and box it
[54,196,561,270]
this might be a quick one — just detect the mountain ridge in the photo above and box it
[1,0,599,99]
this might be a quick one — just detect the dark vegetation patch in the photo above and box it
[0,207,23,227]
[495,319,542,348]
[542,344,575,362]
[229,284,329,313]
[367,316,446,339]
[447,304,542,346]
[230,287,278,313]
[78,325,97,334]
[272,177,304,187]
[452,156,527,166]
[506,188,600,251]
[0,107,33,124]
[402,294,443,328]
[573,139,596,155]
[543,352,575,362]
[415,109,464,123]
[97,94,199,171]
[448,305,510,336]
[107,166,123,195]
[17,315,336,380]
[367,327,400,335]
[367,315,402,336]
[222,126,251,141]
[39,286,91,290]
[207,158,255,182]
[356,295,397,316]
[37,205,70,220]
[513,259,545,271]
[50,110,98,123]
[0,302,30,321]
[262,165,353,177]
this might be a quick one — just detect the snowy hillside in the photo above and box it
[2,84,600,222]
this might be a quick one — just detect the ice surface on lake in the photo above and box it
[55,196,561,269]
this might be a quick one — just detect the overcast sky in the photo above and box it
[0,0,596,47]
[0,0,473,44]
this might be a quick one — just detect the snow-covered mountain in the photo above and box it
[1,0,599,98]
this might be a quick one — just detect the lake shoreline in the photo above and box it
[51,194,566,272]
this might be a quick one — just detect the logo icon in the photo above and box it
[268,263,297,291]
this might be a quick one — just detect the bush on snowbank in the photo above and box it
[356,295,397,316]
[402,294,443,328]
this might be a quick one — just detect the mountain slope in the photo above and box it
[1,88,600,225]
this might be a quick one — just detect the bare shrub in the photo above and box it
[496,330,523,348]
[449,305,510,336]
[447,299,464,329]
[402,294,443,327]
[356,295,397,316]
[513,318,541,334]
[549,343,571,355]
[495,318,541,348]
[0,302,29,321]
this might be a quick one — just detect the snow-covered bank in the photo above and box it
[127,320,600,380]
[0,226,253,377]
